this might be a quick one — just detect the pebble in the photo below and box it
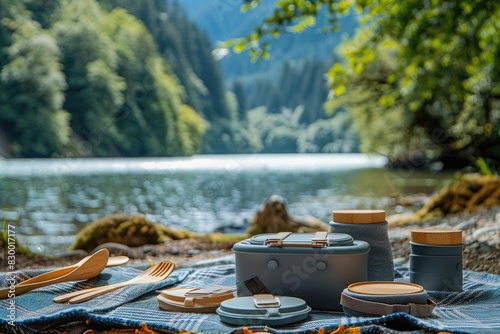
[187,249,200,256]
[472,226,499,240]
[454,219,476,231]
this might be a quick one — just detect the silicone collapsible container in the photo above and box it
[216,295,311,326]
[340,282,435,317]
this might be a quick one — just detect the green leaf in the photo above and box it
[333,85,346,96]
[234,42,247,53]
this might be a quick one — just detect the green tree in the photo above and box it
[101,0,244,154]
[232,80,247,119]
[101,7,189,156]
[0,2,70,157]
[324,28,426,159]
[233,0,500,167]
[245,59,332,125]
[246,105,305,153]
[51,0,126,156]
[298,111,360,153]
[177,104,206,155]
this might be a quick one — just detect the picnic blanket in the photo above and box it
[1,261,499,334]
[0,265,191,333]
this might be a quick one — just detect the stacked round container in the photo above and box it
[340,281,435,317]
[410,228,463,292]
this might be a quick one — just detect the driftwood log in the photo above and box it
[388,174,500,226]
[247,194,329,235]
[69,213,246,252]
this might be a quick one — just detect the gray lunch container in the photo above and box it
[232,232,370,311]
[216,295,311,326]
[340,282,435,317]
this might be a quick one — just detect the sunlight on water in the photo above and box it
[0,153,387,175]
[0,154,452,254]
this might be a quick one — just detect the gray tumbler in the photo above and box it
[410,228,463,292]
[330,210,394,281]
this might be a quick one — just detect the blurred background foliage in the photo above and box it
[230,0,500,169]
[0,0,498,170]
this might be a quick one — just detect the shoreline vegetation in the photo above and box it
[3,174,499,275]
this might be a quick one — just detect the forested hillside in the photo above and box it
[4,0,497,165]
[100,0,245,154]
[180,0,361,154]
[180,0,357,82]
[0,1,183,157]
[219,0,500,169]
[0,0,249,157]
[0,0,362,157]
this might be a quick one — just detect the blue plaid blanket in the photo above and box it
[1,263,499,334]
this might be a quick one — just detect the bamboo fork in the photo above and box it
[53,259,175,304]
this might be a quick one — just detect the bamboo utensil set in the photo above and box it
[1,248,176,303]
[55,259,174,303]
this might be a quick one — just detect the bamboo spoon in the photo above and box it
[0,248,109,299]
[15,255,128,289]
[15,254,128,289]
[15,251,126,287]
[56,259,175,304]
[106,256,129,267]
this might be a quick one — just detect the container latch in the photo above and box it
[265,231,329,248]
[311,231,329,247]
[253,294,280,308]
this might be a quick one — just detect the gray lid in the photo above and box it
[216,295,310,326]
[232,232,370,255]
[248,232,354,246]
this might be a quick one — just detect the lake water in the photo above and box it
[0,154,453,255]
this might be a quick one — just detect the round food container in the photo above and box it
[410,228,463,292]
[158,286,235,313]
[340,281,435,317]
[216,294,311,326]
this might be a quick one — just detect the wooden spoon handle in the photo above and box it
[0,265,93,299]
[15,266,75,287]
[0,288,13,299]
[0,281,52,299]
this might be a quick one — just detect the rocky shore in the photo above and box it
[390,206,500,274]
[9,205,500,275]
[5,174,500,275]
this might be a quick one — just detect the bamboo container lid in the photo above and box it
[332,210,386,224]
[347,282,424,295]
[411,228,462,245]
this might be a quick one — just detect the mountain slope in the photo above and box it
[179,0,358,83]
